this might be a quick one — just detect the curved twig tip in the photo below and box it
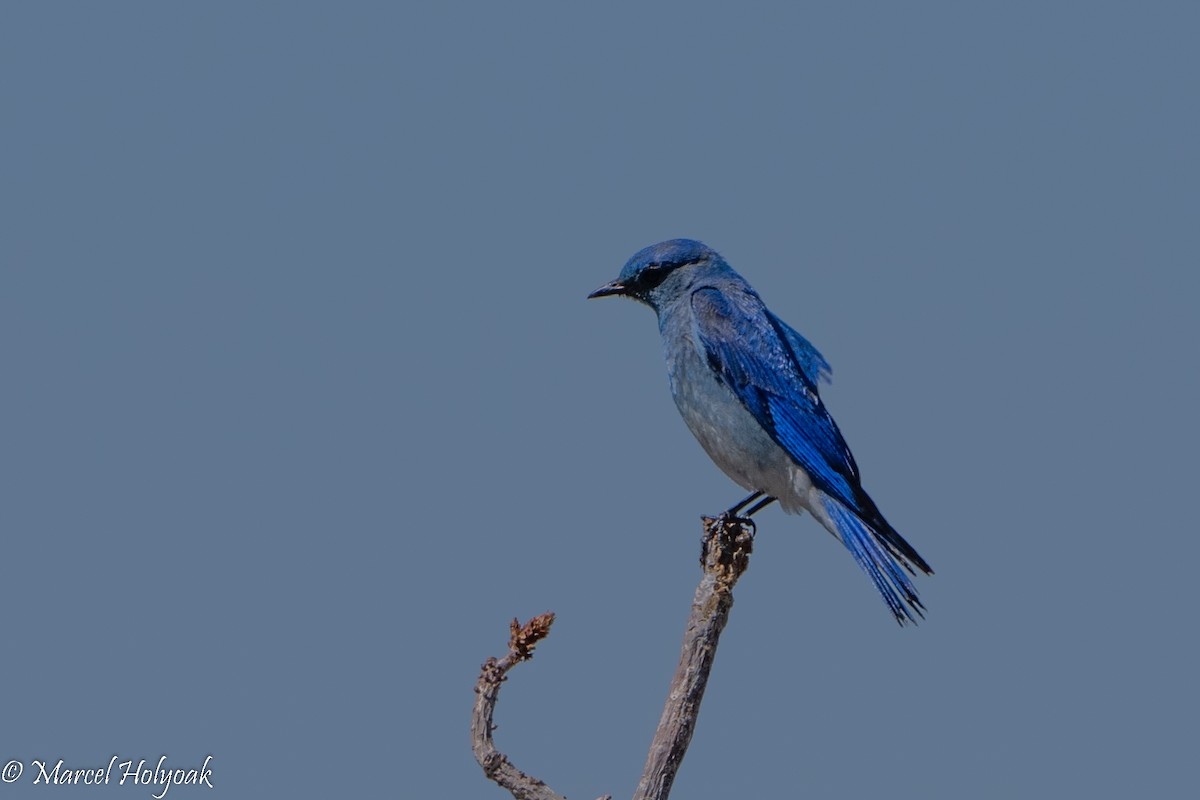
[509,612,556,660]
[473,612,575,800]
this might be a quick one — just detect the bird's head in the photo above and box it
[588,238,721,309]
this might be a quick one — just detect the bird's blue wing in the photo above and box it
[691,286,931,624]
[690,287,861,512]
[768,310,832,388]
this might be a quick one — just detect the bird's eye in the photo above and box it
[633,261,676,292]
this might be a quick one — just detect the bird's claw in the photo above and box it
[717,508,758,538]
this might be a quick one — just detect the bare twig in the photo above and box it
[471,613,613,800]
[632,515,755,800]
[471,515,752,800]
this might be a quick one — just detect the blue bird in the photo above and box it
[589,239,932,624]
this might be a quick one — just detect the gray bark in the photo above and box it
[471,515,754,800]
[632,515,754,800]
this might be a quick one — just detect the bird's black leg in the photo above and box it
[744,496,777,517]
[722,490,764,519]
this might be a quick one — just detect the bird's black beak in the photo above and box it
[587,280,627,299]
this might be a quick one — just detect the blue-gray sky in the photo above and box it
[3,3,1197,798]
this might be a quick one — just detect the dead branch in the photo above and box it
[471,613,612,800]
[471,514,753,800]
[632,514,755,800]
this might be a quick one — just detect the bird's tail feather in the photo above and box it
[821,495,926,625]
[858,493,934,576]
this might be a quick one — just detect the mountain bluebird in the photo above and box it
[589,239,932,624]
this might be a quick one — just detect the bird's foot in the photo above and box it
[699,492,769,564]
[716,509,757,532]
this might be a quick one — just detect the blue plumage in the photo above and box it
[769,311,832,388]
[590,239,932,624]
[690,287,858,508]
